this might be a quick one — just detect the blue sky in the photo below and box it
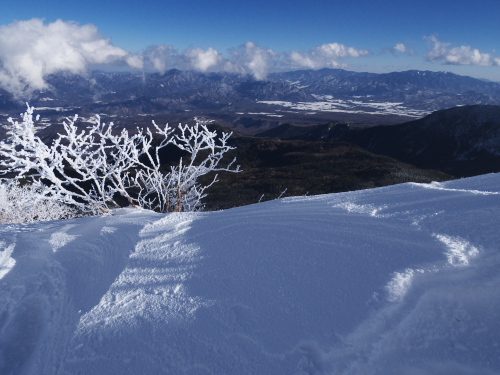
[0,0,500,96]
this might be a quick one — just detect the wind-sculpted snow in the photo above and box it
[0,173,499,374]
[0,241,15,279]
[0,209,160,374]
[434,234,480,266]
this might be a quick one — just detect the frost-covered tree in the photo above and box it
[0,105,240,215]
[134,122,239,212]
[0,180,77,224]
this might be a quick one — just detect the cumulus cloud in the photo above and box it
[143,44,183,73]
[144,45,227,74]
[0,17,375,96]
[393,43,416,56]
[227,42,279,80]
[125,55,145,70]
[185,47,224,72]
[381,43,416,56]
[315,43,370,59]
[426,35,500,66]
[142,41,370,79]
[288,43,370,69]
[0,18,142,97]
[144,41,280,80]
[394,43,407,53]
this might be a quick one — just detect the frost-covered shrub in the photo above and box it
[0,180,77,224]
[0,105,240,214]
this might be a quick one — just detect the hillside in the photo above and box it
[342,105,500,177]
[257,105,500,178]
[1,173,499,374]
[204,136,451,209]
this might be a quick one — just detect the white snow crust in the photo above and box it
[1,173,499,374]
[257,96,430,118]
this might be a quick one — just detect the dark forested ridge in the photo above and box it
[256,105,500,178]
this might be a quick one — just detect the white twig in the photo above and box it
[0,104,240,215]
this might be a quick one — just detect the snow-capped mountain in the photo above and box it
[1,173,499,374]
[2,69,500,128]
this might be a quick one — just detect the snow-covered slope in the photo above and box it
[1,174,499,375]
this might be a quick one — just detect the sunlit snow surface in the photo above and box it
[0,174,499,374]
[258,95,430,118]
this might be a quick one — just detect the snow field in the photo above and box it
[257,96,429,118]
[0,173,499,374]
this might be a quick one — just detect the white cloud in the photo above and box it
[394,42,416,56]
[125,55,144,70]
[243,41,278,80]
[144,42,278,80]
[144,44,230,75]
[289,51,318,69]
[380,43,416,56]
[144,45,179,73]
[394,43,407,53]
[145,42,280,80]
[426,35,500,66]
[185,47,223,72]
[0,17,376,96]
[288,43,370,70]
[0,19,142,97]
[144,41,369,80]
[314,43,370,59]
[226,42,279,80]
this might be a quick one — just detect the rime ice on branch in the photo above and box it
[0,105,240,215]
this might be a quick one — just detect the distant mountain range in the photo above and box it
[2,69,500,130]
[1,70,500,207]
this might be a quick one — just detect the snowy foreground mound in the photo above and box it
[1,174,499,375]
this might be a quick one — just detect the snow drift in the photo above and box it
[0,173,499,374]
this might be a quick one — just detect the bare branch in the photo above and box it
[0,105,240,215]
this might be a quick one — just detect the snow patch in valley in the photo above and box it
[258,95,430,118]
